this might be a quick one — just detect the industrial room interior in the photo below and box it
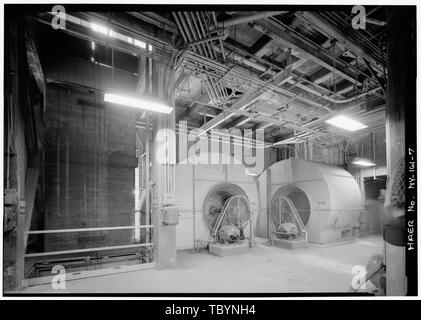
[2,5,415,296]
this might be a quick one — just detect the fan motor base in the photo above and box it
[272,238,308,250]
[209,241,250,257]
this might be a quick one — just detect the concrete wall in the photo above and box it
[38,39,140,252]
[44,85,136,251]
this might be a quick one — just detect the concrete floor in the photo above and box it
[21,235,383,294]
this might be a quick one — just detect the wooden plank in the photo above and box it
[24,262,156,287]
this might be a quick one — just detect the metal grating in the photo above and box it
[387,157,405,209]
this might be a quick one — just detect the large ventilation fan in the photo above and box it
[270,195,307,241]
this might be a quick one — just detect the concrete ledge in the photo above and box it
[209,242,250,257]
[273,238,308,250]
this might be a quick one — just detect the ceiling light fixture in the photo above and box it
[90,22,109,35]
[104,92,173,114]
[352,157,376,167]
[325,115,367,132]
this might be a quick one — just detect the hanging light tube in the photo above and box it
[104,92,173,114]
[352,157,376,167]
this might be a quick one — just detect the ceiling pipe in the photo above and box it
[182,49,382,109]
[250,21,363,87]
[208,11,287,31]
[366,17,387,26]
[179,93,319,136]
[174,11,226,105]
[286,78,382,104]
[66,11,380,119]
[213,45,381,105]
[127,12,179,34]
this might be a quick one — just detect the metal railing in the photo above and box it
[24,225,154,258]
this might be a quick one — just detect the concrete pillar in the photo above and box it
[384,7,415,295]
[152,58,177,269]
[4,18,28,292]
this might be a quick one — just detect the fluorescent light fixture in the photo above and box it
[104,92,173,114]
[352,157,376,167]
[325,115,367,132]
[90,22,109,35]
[134,39,146,49]
[91,41,95,50]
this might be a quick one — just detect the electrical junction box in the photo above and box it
[4,189,18,232]
[4,207,16,232]
[4,189,18,205]
[162,206,179,225]
[162,193,178,206]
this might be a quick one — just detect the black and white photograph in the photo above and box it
[0,1,418,302]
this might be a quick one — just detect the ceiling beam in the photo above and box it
[225,115,252,128]
[209,11,286,31]
[294,12,383,70]
[216,41,341,106]
[363,58,386,94]
[250,34,273,55]
[182,86,321,137]
[251,18,363,87]
[177,92,210,120]
[271,97,385,146]
[198,68,304,134]
[36,12,174,64]
[127,12,178,34]
[310,68,333,85]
